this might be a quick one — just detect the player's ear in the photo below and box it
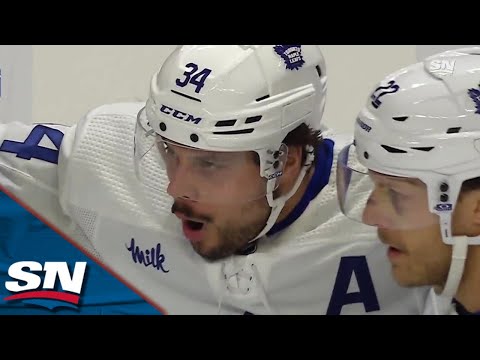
[470,190,480,228]
[453,188,480,236]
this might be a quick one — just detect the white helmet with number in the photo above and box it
[135,45,327,241]
[337,46,480,297]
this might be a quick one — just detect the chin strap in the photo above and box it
[438,235,468,297]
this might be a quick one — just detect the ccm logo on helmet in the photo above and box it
[160,105,202,125]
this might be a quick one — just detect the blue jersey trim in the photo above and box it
[267,139,335,237]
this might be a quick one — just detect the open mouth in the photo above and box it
[173,210,210,243]
[387,245,405,261]
[185,220,204,231]
[174,212,208,243]
[181,219,207,243]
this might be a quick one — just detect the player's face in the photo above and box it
[361,172,452,288]
[165,143,272,261]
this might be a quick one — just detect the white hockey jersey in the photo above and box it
[422,288,455,315]
[0,102,430,315]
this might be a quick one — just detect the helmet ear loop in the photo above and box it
[260,144,289,202]
[264,144,315,207]
[249,144,315,243]
[427,177,461,246]
[428,177,469,298]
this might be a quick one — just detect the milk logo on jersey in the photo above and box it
[429,59,456,76]
[4,261,87,310]
[274,45,305,71]
[160,104,202,125]
[468,83,480,114]
[126,238,169,273]
[370,80,400,109]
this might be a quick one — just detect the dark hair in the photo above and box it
[282,123,323,166]
[460,177,480,197]
[251,123,324,167]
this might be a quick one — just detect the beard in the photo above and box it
[172,198,272,261]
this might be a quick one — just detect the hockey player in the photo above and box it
[336,47,480,315]
[0,45,428,314]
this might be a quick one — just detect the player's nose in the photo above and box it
[362,191,391,229]
[166,164,199,201]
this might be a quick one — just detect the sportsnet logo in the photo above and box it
[4,261,87,310]
[429,59,455,76]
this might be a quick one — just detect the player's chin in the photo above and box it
[193,237,238,262]
[190,234,222,260]
[193,245,231,262]
[391,267,422,288]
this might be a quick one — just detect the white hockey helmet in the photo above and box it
[144,45,326,151]
[337,47,480,296]
[135,45,327,241]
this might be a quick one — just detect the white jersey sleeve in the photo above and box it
[0,120,77,238]
[0,106,131,260]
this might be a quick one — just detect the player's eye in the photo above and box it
[388,188,408,214]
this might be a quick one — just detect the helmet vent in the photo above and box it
[315,65,322,78]
[256,94,270,102]
[392,116,408,122]
[381,145,407,154]
[411,146,434,152]
[213,129,255,135]
[245,115,262,124]
[215,120,237,127]
[446,127,461,134]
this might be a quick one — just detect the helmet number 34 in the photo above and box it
[175,63,212,94]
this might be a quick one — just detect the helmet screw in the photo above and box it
[440,183,449,192]
[190,134,199,143]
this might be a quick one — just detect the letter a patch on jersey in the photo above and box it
[326,256,380,315]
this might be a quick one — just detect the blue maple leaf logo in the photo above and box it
[273,45,305,71]
[468,84,480,115]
